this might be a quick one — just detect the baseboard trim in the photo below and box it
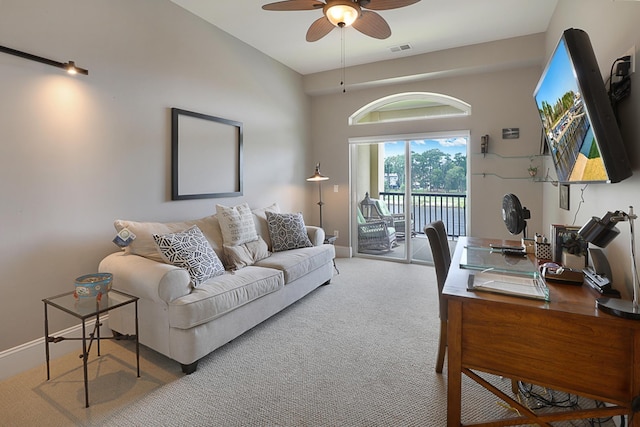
[0,316,105,381]
[335,245,351,258]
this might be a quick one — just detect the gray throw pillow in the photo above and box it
[153,225,225,287]
[266,212,313,252]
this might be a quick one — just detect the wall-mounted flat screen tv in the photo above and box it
[534,28,632,183]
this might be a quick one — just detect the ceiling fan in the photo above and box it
[262,0,421,42]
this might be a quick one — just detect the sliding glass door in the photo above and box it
[351,132,468,263]
[353,142,408,261]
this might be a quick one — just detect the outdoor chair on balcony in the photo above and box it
[360,192,414,239]
[357,208,397,254]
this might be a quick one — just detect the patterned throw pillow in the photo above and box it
[266,212,313,252]
[216,203,259,246]
[153,225,225,287]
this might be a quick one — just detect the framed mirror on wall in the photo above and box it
[171,107,243,200]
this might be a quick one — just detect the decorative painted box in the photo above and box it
[74,273,113,300]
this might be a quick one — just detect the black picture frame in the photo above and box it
[559,184,570,210]
[171,108,243,200]
[502,128,520,139]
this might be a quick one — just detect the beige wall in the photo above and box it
[307,35,547,248]
[541,0,640,299]
[0,0,310,352]
[4,0,640,359]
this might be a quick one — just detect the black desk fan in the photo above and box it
[502,193,531,238]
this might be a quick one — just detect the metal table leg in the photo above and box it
[44,302,50,380]
[81,319,89,408]
[96,310,101,356]
[135,300,140,377]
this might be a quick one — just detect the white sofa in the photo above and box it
[98,204,335,374]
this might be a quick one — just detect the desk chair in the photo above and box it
[426,222,520,393]
[424,221,450,373]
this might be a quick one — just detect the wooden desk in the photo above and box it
[443,236,640,426]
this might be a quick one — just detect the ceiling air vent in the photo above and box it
[389,44,412,53]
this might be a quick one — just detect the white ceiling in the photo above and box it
[170,0,558,75]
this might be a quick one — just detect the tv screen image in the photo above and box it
[534,28,632,184]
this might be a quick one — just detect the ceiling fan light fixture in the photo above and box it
[325,2,360,27]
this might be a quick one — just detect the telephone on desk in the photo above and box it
[540,248,621,296]
[540,263,584,285]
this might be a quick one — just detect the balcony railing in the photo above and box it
[380,191,467,238]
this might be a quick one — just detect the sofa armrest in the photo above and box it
[98,252,191,304]
[306,226,326,246]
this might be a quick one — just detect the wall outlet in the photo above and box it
[625,45,635,75]
[333,184,339,193]
[333,230,339,238]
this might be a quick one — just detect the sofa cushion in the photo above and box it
[216,202,258,246]
[255,244,335,283]
[222,236,270,270]
[153,226,225,287]
[168,266,284,329]
[114,215,224,263]
[266,212,313,252]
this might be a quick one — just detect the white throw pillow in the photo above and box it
[114,214,223,262]
[252,203,280,250]
[153,225,225,287]
[222,237,271,270]
[216,202,259,246]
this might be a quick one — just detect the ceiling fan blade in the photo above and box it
[352,11,391,39]
[360,0,420,11]
[306,16,335,42]
[262,0,324,11]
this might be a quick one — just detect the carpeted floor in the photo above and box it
[0,257,618,426]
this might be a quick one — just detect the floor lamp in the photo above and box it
[578,206,640,319]
[306,163,329,229]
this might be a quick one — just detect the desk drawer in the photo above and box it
[460,300,633,404]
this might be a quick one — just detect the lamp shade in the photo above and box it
[578,214,621,248]
[325,2,360,27]
[307,163,329,181]
[579,207,640,319]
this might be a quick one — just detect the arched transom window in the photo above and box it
[349,92,471,125]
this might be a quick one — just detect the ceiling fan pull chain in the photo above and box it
[341,25,346,93]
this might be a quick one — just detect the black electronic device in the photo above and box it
[503,249,527,257]
[540,262,584,285]
[582,248,620,296]
[501,193,531,238]
[533,28,632,184]
[489,243,525,251]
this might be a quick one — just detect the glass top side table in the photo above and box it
[43,289,139,408]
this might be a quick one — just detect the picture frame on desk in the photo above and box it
[550,224,588,267]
